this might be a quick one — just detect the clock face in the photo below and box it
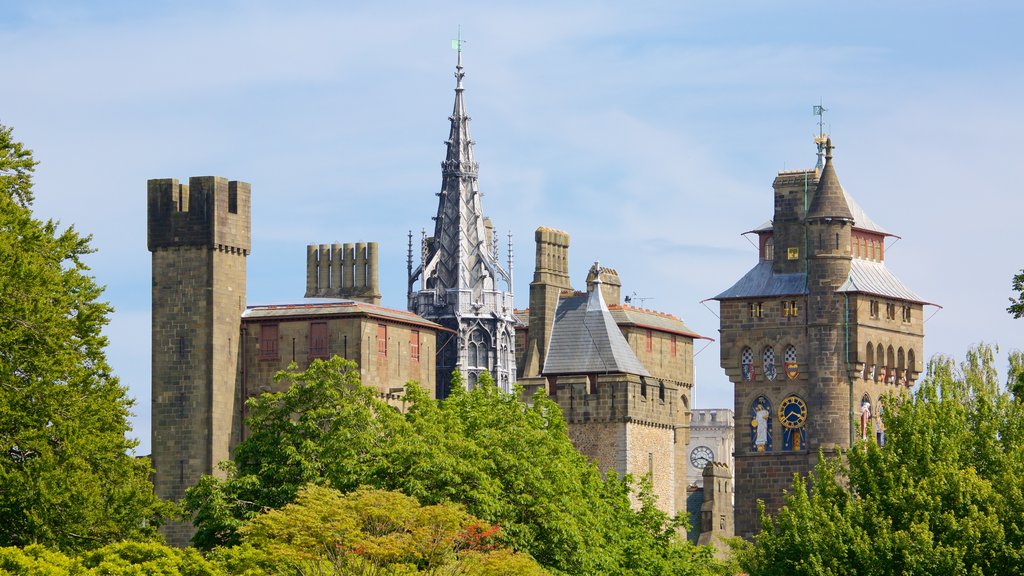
[779,396,808,429]
[690,446,714,469]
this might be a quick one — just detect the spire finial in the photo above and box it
[452,27,465,89]
[825,137,834,162]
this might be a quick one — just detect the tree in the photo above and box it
[0,123,169,551]
[1009,269,1024,319]
[223,484,548,575]
[737,344,1024,575]
[0,542,222,576]
[186,358,720,575]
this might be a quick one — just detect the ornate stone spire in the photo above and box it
[408,47,517,397]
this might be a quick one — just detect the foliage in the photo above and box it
[1009,268,1024,319]
[225,484,547,575]
[186,358,720,575]
[0,123,170,551]
[0,541,220,575]
[738,344,1024,576]
[1008,350,1024,400]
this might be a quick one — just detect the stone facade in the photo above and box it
[516,229,705,516]
[148,176,250,546]
[715,139,928,538]
[685,409,735,489]
[305,242,382,304]
[698,462,735,553]
[239,302,442,410]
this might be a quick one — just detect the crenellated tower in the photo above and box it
[408,47,517,396]
[148,176,250,546]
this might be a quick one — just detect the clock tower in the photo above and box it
[713,137,930,537]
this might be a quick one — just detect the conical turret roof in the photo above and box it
[806,138,853,222]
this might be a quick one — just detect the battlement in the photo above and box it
[147,176,251,253]
[305,242,381,304]
[534,227,570,279]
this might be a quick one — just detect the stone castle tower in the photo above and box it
[147,176,251,546]
[714,138,928,537]
[517,229,702,516]
[408,48,516,396]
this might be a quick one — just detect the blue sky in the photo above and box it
[2,1,1021,455]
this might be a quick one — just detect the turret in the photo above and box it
[805,138,855,450]
[521,227,571,378]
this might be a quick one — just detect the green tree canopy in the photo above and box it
[219,484,548,575]
[0,124,169,551]
[1009,269,1024,319]
[738,344,1024,576]
[186,358,719,575]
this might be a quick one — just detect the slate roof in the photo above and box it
[713,261,808,300]
[242,299,449,330]
[543,286,650,377]
[838,259,929,304]
[607,306,708,340]
[714,259,929,304]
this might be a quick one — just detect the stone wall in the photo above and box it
[148,176,250,547]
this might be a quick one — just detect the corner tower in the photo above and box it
[408,48,516,396]
[148,176,250,546]
[713,137,930,538]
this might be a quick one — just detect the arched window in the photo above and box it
[897,347,906,385]
[887,345,896,384]
[865,342,875,381]
[763,346,777,381]
[876,343,885,382]
[751,396,773,452]
[658,380,665,401]
[640,377,648,398]
[784,345,798,380]
[467,330,488,369]
[908,349,917,380]
[741,347,755,381]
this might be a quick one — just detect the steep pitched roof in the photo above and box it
[806,138,853,222]
[543,283,650,377]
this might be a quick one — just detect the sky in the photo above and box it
[2,1,1022,456]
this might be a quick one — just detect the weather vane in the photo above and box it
[451,25,465,52]
[813,99,828,139]
[813,99,828,168]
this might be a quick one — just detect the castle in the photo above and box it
[148,51,925,547]
[713,138,930,537]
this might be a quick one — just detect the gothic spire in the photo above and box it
[443,40,477,179]
[408,45,518,396]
